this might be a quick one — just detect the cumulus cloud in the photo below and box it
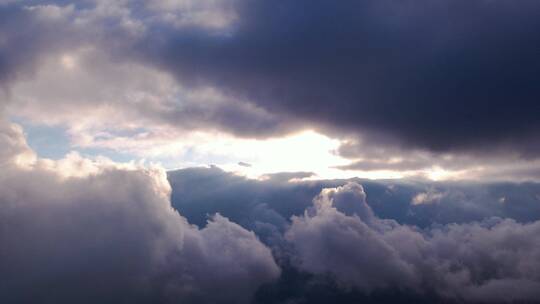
[167,166,322,231]
[168,167,540,232]
[5,2,540,303]
[286,184,419,292]
[286,182,540,302]
[0,117,280,304]
[4,123,540,303]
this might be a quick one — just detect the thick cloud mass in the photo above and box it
[3,0,540,178]
[4,126,540,303]
[4,0,540,156]
[4,1,540,302]
[0,118,280,304]
[286,183,540,302]
[167,168,540,302]
[140,0,540,154]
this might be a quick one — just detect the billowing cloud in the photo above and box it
[0,117,280,304]
[286,182,540,302]
[4,119,540,303]
[131,0,540,157]
[168,167,540,231]
[4,2,540,303]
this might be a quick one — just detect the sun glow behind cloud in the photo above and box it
[77,127,444,180]
[85,129,355,179]
[17,118,476,182]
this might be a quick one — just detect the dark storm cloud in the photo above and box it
[137,0,540,155]
[5,0,540,156]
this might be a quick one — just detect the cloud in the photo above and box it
[336,138,540,182]
[131,0,540,156]
[144,0,239,30]
[5,2,540,302]
[3,1,540,180]
[0,117,280,304]
[167,166,334,230]
[286,183,420,293]
[165,168,540,302]
[238,161,252,167]
[411,189,446,205]
[286,182,540,302]
[261,171,315,182]
[4,122,540,303]
[8,45,292,141]
[168,167,540,231]
[0,118,35,165]
[0,3,74,92]
[0,2,296,151]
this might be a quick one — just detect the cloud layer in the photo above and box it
[0,117,280,304]
[3,2,540,302]
[2,1,540,178]
[4,122,540,303]
[136,0,540,155]
[169,167,540,303]
[286,182,540,302]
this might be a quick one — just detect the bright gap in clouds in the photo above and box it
[215,130,350,178]
[16,121,469,181]
[83,129,358,179]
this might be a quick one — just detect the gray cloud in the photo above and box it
[129,0,540,157]
[4,121,540,303]
[3,1,540,179]
[238,161,252,167]
[166,168,540,302]
[286,182,540,302]
[261,171,315,183]
[4,2,540,303]
[0,1,297,149]
[168,167,540,231]
[0,3,80,93]
[0,117,280,304]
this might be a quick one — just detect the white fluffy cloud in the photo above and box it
[286,182,540,302]
[0,117,280,303]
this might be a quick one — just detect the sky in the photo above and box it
[2,1,540,303]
